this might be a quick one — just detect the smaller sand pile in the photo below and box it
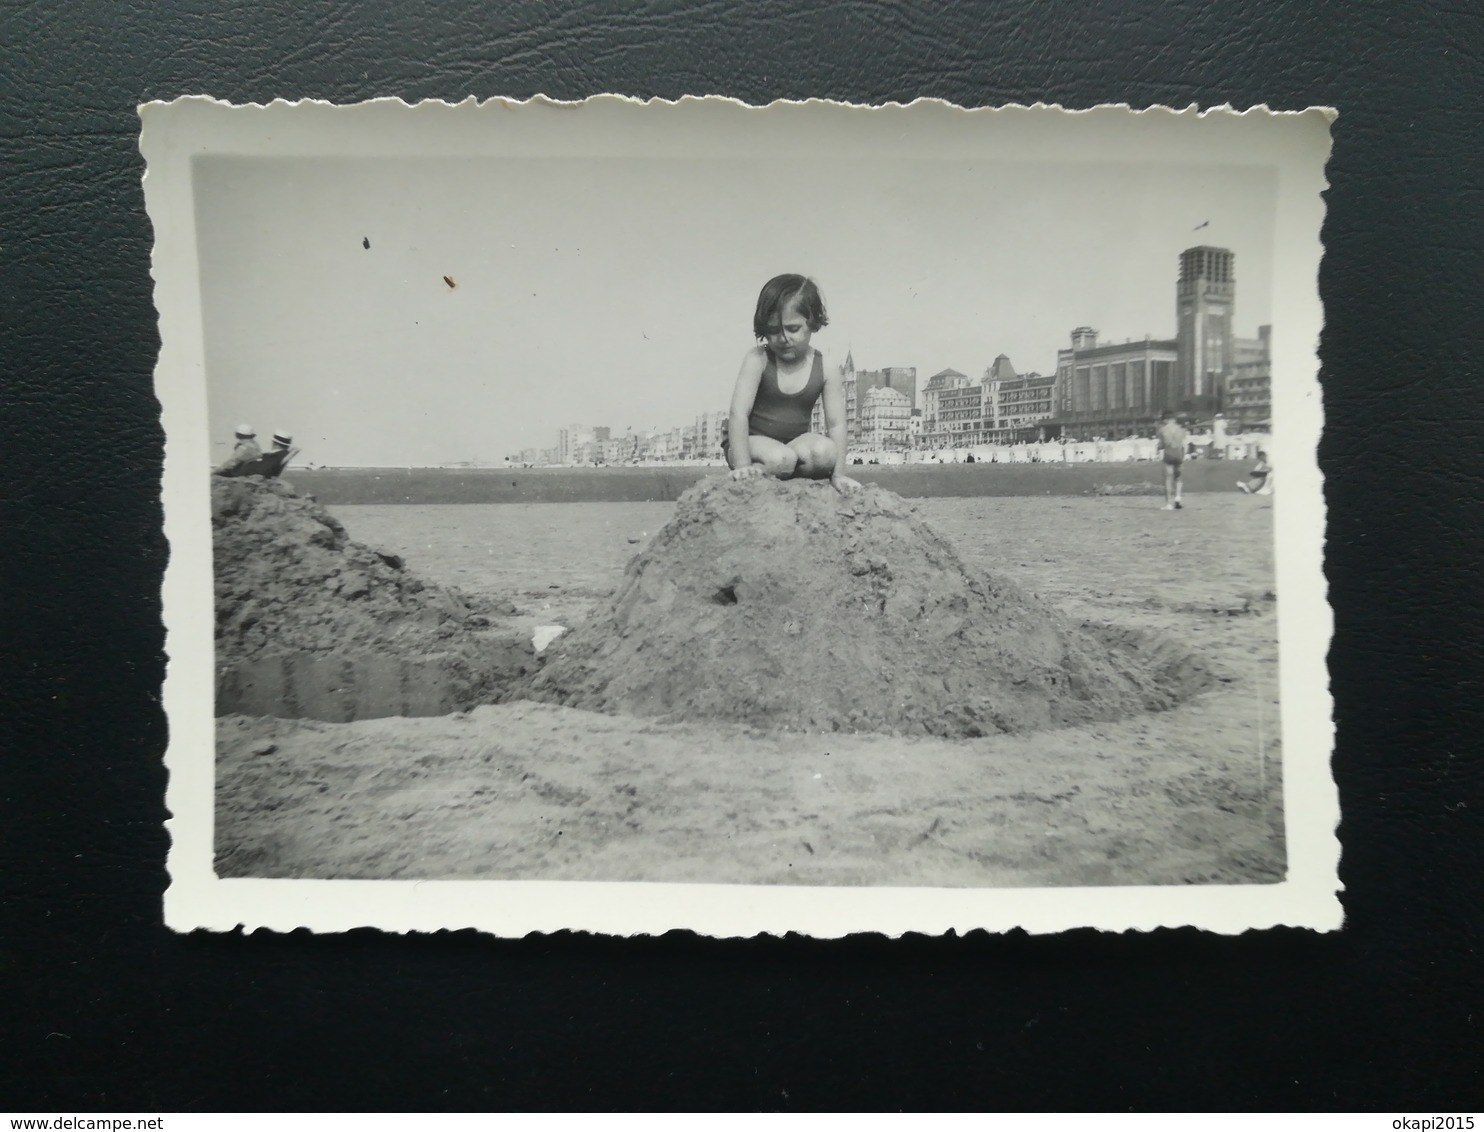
[213,476,529,720]
[516,477,1209,736]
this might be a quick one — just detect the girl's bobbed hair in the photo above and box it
[753,274,828,340]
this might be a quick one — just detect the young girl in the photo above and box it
[725,274,858,492]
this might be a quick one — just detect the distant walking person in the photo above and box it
[214,423,261,476]
[1237,448,1272,495]
[724,274,859,493]
[1155,410,1188,510]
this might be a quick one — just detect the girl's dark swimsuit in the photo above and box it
[746,349,825,444]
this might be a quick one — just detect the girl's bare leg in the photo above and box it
[787,433,838,479]
[732,435,798,479]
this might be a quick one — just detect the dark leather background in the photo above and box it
[3,0,1481,1112]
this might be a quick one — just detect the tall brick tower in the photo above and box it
[1176,246,1235,412]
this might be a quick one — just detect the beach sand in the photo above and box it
[216,493,1284,887]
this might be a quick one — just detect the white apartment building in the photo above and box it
[861,386,911,448]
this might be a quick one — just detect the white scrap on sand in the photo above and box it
[532,625,568,654]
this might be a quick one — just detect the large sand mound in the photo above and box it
[518,477,1210,736]
[212,476,530,720]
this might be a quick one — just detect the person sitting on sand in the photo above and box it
[1155,409,1188,511]
[214,423,261,476]
[1238,448,1272,495]
[724,274,859,493]
[261,429,299,478]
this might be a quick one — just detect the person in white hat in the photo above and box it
[214,423,262,476]
[265,429,299,477]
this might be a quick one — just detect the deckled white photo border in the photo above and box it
[145,95,1339,937]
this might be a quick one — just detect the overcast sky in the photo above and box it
[196,155,1276,466]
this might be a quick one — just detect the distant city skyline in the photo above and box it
[198,155,1277,467]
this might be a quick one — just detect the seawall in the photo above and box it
[287,460,1251,505]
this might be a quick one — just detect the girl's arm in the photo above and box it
[726,349,767,472]
[819,368,855,488]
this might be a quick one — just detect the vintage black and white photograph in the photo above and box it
[146,97,1337,935]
